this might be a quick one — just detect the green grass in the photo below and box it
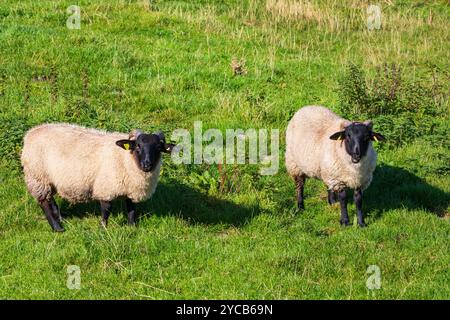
[0,0,449,299]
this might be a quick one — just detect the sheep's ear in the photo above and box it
[330,131,345,140]
[370,132,385,142]
[116,139,136,151]
[162,143,175,154]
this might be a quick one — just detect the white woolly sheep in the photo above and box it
[285,106,385,227]
[21,123,174,232]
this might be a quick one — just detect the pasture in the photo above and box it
[0,0,448,299]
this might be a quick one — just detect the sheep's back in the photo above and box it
[22,123,128,202]
[285,106,343,178]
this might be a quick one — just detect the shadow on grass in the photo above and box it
[143,180,260,226]
[365,164,450,218]
[58,179,260,227]
[275,164,449,224]
[55,165,447,227]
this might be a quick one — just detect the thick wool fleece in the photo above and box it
[21,123,161,204]
[285,106,377,191]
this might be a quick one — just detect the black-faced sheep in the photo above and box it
[21,123,175,232]
[285,106,385,227]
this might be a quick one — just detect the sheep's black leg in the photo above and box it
[338,189,350,226]
[354,188,366,227]
[39,199,64,232]
[295,174,306,210]
[100,201,112,227]
[126,199,137,226]
[327,189,337,205]
[50,197,62,223]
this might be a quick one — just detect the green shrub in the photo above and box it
[337,63,449,147]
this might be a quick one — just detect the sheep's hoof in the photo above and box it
[53,225,65,232]
[297,202,305,211]
[100,220,108,229]
[327,198,337,205]
[340,219,350,226]
[328,199,339,206]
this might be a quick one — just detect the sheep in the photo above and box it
[21,123,175,232]
[285,106,385,227]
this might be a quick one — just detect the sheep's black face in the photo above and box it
[134,134,163,172]
[116,132,175,173]
[330,122,385,164]
[343,123,371,164]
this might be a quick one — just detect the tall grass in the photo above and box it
[0,0,448,299]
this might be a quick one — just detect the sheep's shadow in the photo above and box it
[58,179,260,227]
[141,180,260,226]
[363,164,449,218]
[55,165,448,227]
[276,164,449,224]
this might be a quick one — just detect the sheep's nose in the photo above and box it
[352,151,361,163]
[142,160,151,169]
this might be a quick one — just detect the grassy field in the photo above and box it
[0,0,449,299]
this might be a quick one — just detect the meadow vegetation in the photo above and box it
[0,0,448,299]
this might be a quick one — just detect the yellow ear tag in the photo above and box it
[338,136,344,140]
[124,143,130,150]
[373,136,379,142]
